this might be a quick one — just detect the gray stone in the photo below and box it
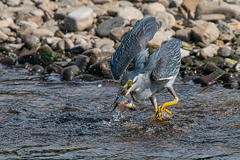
[217,20,232,34]
[6,0,21,6]
[74,55,90,73]
[94,38,115,48]
[70,43,92,54]
[200,44,219,59]
[4,43,24,52]
[143,2,165,16]
[23,35,40,50]
[191,22,220,45]
[196,14,226,21]
[155,11,176,30]
[100,44,115,54]
[117,6,143,22]
[180,48,190,58]
[109,27,131,41]
[31,28,54,38]
[218,46,232,57]
[169,0,183,8]
[175,29,192,42]
[64,6,94,31]
[0,30,8,43]
[92,0,112,4]
[96,17,127,37]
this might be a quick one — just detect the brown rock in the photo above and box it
[61,65,81,81]
[109,27,131,41]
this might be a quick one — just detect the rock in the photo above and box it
[169,0,183,8]
[6,0,21,6]
[155,11,176,30]
[180,48,190,58]
[224,58,238,68]
[31,28,54,38]
[175,29,192,42]
[64,6,94,31]
[100,44,115,54]
[92,0,112,4]
[234,60,240,71]
[4,43,24,52]
[17,21,37,38]
[218,33,234,41]
[23,35,40,50]
[143,2,165,16]
[181,0,200,13]
[181,57,193,66]
[42,37,62,46]
[0,20,10,28]
[74,55,90,73]
[0,30,8,43]
[202,56,225,67]
[93,38,115,48]
[196,14,226,21]
[47,63,63,74]
[70,43,92,54]
[191,22,220,45]
[96,17,127,37]
[87,58,112,79]
[235,47,240,56]
[117,6,144,22]
[203,62,223,74]
[56,38,74,51]
[217,46,232,57]
[82,48,104,64]
[75,74,103,81]
[195,1,240,20]
[109,27,131,41]
[61,65,81,81]
[201,69,225,86]
[217,20,232,34]
[200,44,219,59]
[0,57,15,66]
[30,65,44,75]
[34,46,56,66]
[18,50,36,64]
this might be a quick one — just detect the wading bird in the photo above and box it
[110,16,182,120]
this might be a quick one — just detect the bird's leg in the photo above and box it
[158,86,179,119]
[149,95,159,120]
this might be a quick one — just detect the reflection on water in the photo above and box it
[0,67,240,159]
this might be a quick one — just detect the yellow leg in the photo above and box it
[158,97,179,119]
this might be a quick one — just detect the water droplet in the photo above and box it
[98,84,102,88]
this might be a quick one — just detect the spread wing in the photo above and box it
[151,38,182,80]
[110,16,162,80]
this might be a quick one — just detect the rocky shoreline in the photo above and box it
[0,0,240,88]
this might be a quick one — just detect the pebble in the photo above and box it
[61,65,81,81]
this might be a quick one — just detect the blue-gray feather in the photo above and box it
[110,16,162,80]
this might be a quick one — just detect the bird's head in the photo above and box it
[120,72,139,96]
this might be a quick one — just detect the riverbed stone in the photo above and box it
[93,38,115,48]
[143,2,165,16]
[34,46,56,66]
[6,0,21,6]
[224,58,238,68]
[109,27,131,41]
[31,28,54,38]
[175,29,192,42]
[30,65,44,75]
[100,44,115,54]
[64,6,94,32]
[87,58,112,79]
[47,63,63,74]
[70,43,92,54]
[82,48,103,64]
[74,55,90,73]
[217,46,231,57]
[191,22,220,45]
[61,65,81,81]
[23,35,40,50]
[0,57,15,66]
[155,11,176,30]
[117,6,144,22]
[96,17,127,37]
[200,44,219,59]
[0,30,8,43]
[196,14,226,21]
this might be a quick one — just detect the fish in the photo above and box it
[110,95,137,113]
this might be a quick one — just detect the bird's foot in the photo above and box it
[158,105,172,120]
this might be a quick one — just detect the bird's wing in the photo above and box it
[151,38,182,81]
[132,48,149,70]
[110,16,162,80]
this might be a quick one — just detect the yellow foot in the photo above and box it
[158,98,179,120]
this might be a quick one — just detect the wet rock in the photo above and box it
[224,58,238,68]
[181,57,193,66]
[96,17,127,37]
[74,55,90,73]
[117,6,143,22]
[42,37,62,46]
[201,70,225,86]
[203,62,223,74]
[31,28,54,39]
[93,38,115,48]
[169,0,183,8]
[18,50,36,64]
[143,2,165,16]
[195,1,240,20]
[30,65,44,75]
[155,11,176,30]
[192,22,220,45]
[64,6,94,31]
[82,48,104,64]
[196,14,226,21]
[0,30,8,43]
[34,46,56,66]
[61,65,81,81]
[109,27,131,41]
[46,63,63,74]
[175,29,192,42]
[217,46,231,57]
[87,58,112,79]
[200,44,219,59]
[202,56,224,67]
[0,57,15,66]
[23,35,40,50]
[70,43,92,54]
[56,38,74,51]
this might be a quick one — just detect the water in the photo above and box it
[0,67,240,159]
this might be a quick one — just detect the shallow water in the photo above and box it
[0,67,240,159]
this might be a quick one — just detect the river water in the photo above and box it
[0,66,240,159]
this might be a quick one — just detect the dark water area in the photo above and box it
[0,66,240,159]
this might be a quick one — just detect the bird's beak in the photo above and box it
[123,80,133,96]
